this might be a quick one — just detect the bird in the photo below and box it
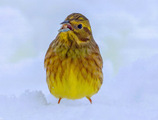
[44,13,103,104]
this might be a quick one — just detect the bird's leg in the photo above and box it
[58,98,62,104]
[86,97,92,104]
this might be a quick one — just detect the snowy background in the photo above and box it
[0,0,158,120]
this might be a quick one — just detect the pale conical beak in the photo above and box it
[60,20,69,24]
[58,20,72,32]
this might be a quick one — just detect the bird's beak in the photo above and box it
[60,20,69,24]
[58,20,72,32]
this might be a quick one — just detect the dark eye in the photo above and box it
[78,24,82,29]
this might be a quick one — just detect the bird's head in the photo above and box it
[58,13,93,44]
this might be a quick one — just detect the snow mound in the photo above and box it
[0,91,47,120]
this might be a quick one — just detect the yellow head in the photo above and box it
[58,13,93,45]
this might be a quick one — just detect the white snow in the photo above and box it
[1,55,158,120]
[0,0,158,120]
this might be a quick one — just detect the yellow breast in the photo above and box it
[45,54,102,99]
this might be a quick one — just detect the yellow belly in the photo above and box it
[46,57,102,99]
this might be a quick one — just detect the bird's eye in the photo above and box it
[78,24,82,29]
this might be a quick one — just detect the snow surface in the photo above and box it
[0,0,158,120]
[1,55,158,120]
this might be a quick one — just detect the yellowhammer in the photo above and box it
[44,13,103,104]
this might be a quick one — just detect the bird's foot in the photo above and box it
[86,97,92,104]
[58,98,62,104]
